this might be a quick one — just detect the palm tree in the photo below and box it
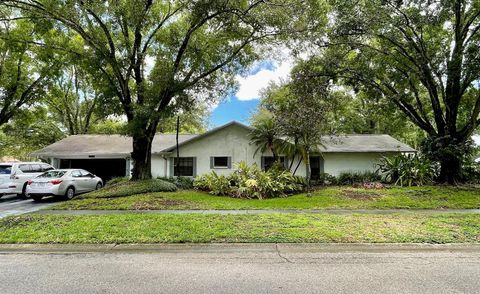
[250,116,282,160]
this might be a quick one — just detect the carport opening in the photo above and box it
[59,159,127,183]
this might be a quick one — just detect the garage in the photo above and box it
[59,159,127,183]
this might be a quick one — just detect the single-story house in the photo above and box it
[31,121,416,181]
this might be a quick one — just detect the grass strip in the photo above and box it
[0,213,479,244]
[53,186,480,211]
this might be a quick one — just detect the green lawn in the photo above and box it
[52,186,480,210]
[0,213,478,244]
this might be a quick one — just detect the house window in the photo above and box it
[211,156,231,169]
[174,157,194,177]
[261,156,286,171]
[309,156,324,180]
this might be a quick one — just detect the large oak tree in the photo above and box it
[4,0,320,180]
[303,0,480,183]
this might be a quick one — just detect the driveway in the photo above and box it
[0,244,479,294]
[0,194,59,219]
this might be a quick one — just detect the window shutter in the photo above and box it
[283,158,289,169]
[320,156,325,173]
[261,156,265,170]
[193,157,197,177]
[210,157,214,169]
[169,158,174,177]
[227,157,232,169]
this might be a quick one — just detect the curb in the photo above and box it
[0,243,479,254]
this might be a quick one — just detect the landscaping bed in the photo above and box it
[52,186,480,210]
[0,213,478,244]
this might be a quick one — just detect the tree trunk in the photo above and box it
[438,154,461,185]
[131,133,153,180]
[305,150,311,189]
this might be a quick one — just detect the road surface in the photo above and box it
[0,194,58,218]
[0,244,479,293]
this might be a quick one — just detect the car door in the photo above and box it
[80,170,97,192]
[16,164,35,191]
[70,170,86,193]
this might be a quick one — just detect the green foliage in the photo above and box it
[194,172,232,196]
[337,171,382,186]
[0,8,61,126]
[377,155,437,187]
[194,161,305,199]
[302,0,480,183]
[0,107,64,159]
[249,112,283,159]
[157,176,194,190]
[82,179,177,199]
[106,177,130,186]
[313,173,338,186]
[3,0,318,180]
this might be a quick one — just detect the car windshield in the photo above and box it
[0,165,12,175]
[38,171,66,178]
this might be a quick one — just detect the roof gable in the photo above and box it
[160,121,253,152]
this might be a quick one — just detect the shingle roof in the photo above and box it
[319,134,416,153]
[31,121,416,157]
[31,134,198,157]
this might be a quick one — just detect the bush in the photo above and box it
[194,161,305,199]
[460,160,480,184]
[337,171,382,185]
[83,179,177,198]
[376,154,436,186]
[157,176,194,189]
[106,177,129,186]
[312,173,337,186]
[193,172,231,195]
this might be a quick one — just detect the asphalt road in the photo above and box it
[0,244,479,294]
[0,194,58,218]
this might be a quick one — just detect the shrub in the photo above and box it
[106,177,129,186]
[83,179,177,198]
[193,172,231,195]
[157,176,194,189]
[459,160,480,184]
[194,161,305,199]
[376,154,436,186]
[312,173,337,186]
[337,171,382,185]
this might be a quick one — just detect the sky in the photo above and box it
[209,57,293,127]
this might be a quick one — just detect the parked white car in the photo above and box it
[0,162,55,199]
[26,169,103,201]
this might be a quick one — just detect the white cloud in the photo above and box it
[235,58,293,101]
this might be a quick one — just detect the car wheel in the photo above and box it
[95,182,103,190]
[31,195,43,202]
[64,187,75,200]
[17,184,30,200]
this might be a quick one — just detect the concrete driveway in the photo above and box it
[0,244,479,294]
[0,194,59,219]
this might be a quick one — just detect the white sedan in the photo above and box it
[26,169,103,201]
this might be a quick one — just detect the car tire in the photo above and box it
[64,187,75,200]
[95,182,103,190]
[31,195,43,202]
[17,184,30,200]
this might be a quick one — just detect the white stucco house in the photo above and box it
[31,121,415,181]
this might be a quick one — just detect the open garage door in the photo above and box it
[59,159,127,183]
